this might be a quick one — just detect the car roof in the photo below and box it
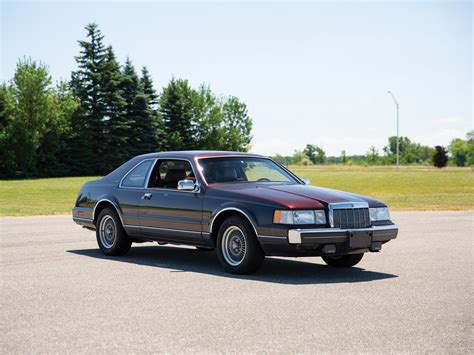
[137,151,266,160]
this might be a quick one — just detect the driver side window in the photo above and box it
[148,160,195,189]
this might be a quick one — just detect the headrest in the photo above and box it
[164,169,187,187]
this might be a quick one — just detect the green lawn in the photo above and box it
[291,165,474,211]
[0,166,473,216]
[0,176,100,216]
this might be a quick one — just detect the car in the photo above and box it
[72,151,398,274]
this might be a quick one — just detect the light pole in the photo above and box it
[387,91,399,168]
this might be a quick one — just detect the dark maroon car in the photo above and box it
[72,151,398,274]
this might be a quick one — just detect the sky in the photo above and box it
[1,0,472,156]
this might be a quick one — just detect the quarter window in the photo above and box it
[121,160,153,188]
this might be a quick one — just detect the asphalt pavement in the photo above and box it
[1,212,472,353]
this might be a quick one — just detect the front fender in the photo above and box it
[208,202,262,237]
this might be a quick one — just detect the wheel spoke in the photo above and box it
[221,226,247,266]
[99,215,116,248]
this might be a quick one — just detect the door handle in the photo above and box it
[141,193,152,200]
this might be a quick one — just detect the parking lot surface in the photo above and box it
[1,212,472,353]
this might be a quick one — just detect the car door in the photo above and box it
[116,158,156,236]
[138,159,204,243]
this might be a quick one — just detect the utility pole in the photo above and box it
[387,91,399,168]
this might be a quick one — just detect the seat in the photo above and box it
[187,171,196,182]
[164,169,187,189]
[216,167,238,182]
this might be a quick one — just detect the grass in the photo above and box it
[291,165,474,211]
[0,166,473,216]
[0,176,100,216]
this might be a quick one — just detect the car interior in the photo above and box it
[148,160,195,189]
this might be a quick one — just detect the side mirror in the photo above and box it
[302,178,311,185]
[177,179,199,192]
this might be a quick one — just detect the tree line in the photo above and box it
[273,132,474,168]
[0,23,252,178]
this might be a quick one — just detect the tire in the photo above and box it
[216,216,265,274]
[96,207,132,256]
[322,253,364,268]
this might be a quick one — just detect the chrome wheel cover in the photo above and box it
[221,226,247,266]
[99,215,116,249]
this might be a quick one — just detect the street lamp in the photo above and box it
[387,91,399,168]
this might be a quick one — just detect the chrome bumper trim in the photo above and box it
[287,224,398,244]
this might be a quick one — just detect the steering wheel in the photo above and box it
[257,178,271,182]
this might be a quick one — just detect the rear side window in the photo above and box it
[121,160,153,188]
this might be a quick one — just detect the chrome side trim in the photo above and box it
[73,217,93,222]
[209,207,259,237]
[92,198,124,225]
[119,158,157,189]
[123,224,202,234]
[287,224,398,244]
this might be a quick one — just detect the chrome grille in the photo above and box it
[329,202,371,229]
[332,208,370,229]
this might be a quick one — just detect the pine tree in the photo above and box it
[140,67,158,108]
[70,23,109,175]
[121,60,161,156]
[121,58,140,156]
[138,66,162,153]
[101,47,128,171]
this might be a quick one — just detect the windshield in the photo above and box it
[198,157,299,184]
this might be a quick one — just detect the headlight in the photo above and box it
[369,207,390,221]
[273,210,327,225]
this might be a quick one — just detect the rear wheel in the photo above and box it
[216,216,264,274]
[322,253,364,268]
[96,207,131,256]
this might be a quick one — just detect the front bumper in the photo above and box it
[258,224,398,257]
[288,224,398,245]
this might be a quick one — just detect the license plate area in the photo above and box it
[348,230,372,248]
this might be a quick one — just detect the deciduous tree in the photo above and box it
[433,146,448,168]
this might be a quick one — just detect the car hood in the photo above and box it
[210,183,385,209]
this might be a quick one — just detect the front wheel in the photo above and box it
[216,216,264,274]
[322,253,364,268]
[96,207,132,256]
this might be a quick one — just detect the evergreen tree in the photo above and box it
[141,67,159,108]
[121,59,160,156]
[138,66,162,153]
[101,46,128,171]
[70,23,109,175]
